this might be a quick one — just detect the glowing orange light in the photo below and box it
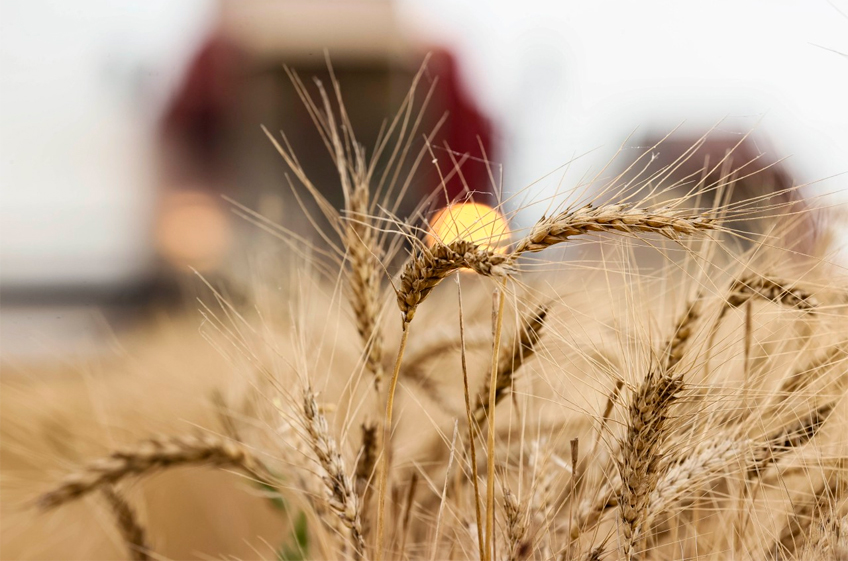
[156,191,232,272]
[428,202,510,252]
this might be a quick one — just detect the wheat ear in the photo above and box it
[396,240,513,323]
[576,401,837,543]
[344,152,385,389]
[475,304,548,424]
[355,421,379,499]
[503,486,527,561]
[618,369,684,560]
[39,434,273,509]
[722,274,818,318]
[644,438,743,528]
[101,486,151,561]
[777,477,840,557]
[302,387,367,559]
[749,401,836,477]
[512,204,715,256]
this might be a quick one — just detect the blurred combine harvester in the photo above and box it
[158,0,496,288]
[0,1,496,316]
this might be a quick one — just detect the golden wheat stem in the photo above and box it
[457,277,485,561]
[485,282,507,561]
[375,322,410,561]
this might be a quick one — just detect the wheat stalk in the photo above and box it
[512,204,715,256]
[302,387,367,559]
[39,434,273,509]
[101,486,151,561]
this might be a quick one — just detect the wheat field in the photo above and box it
[2,63,847,561]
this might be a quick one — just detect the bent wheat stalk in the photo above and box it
[39,434,273,509]
[376,240,511,559]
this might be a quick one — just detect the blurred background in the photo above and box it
[2,0,847,363]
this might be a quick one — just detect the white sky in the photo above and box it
[0,0,216,286]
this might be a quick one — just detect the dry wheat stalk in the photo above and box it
[618,369,685,560]
[101,486,151,561]
[396,240,513,324]
[302,387,367,559]
[721,274,818,319]
[39,434,272,509]
[503,487,527,561]
[512,204,715,256]
[475,304,548,424]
